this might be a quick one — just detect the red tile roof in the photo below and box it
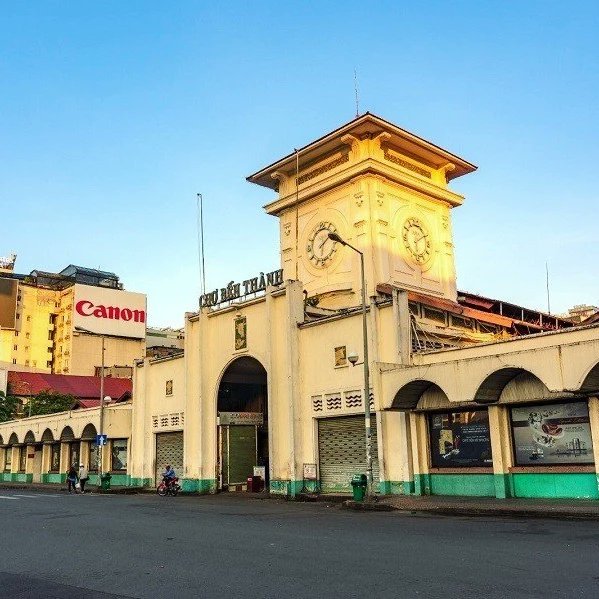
[7,372,132,401]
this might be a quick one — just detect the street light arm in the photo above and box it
[327,232,362,256]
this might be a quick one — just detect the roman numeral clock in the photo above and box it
[402,217,432,265]
[306,221,339,268]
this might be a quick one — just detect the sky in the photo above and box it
[1,2,598,327]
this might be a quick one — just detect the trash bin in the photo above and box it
[99,473,112,491]
[351,474,367,502]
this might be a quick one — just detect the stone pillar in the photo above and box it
[409,412,430,495]
[379,411,413,494]
[80,441,90,469]
[488,404,514,498]
[25,444,35,475]
[41,444,52,478]
[10,446,20,474]
[59,442,70,475]
[587,396,599,494]
[392,288,411,365]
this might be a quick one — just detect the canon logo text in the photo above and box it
[76,300,146,323]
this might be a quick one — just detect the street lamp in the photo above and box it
[328,232,373,499]
[74,326,106,479]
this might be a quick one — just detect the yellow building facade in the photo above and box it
[0,267,145,376]
[128,114,599,499]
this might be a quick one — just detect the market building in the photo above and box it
[2,113,599,500]
[129,113,599,500]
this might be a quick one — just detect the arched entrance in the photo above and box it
[217,356,268,491]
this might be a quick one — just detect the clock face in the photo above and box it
[306,221,339,267]
[402,217,432,264]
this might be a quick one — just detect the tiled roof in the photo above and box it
[7,372,132,401]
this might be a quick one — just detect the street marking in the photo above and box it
[0,496,18,500]
[13,494,46,498]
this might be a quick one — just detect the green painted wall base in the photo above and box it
[129,477,152,488]
[41,473,65,484]
[511,473,599,499]
[413,474,494,497]
[379,481,414,495]
[269,480,303,497]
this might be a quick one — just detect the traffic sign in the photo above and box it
[96,434,108,446]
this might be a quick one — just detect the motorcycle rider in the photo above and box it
[162,465,176,490]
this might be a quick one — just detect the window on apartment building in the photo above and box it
[13,345,17,351]
[16,313,20,319]
[12,359,16,364]
[25,360,29,367]
[26,315,31,322]
[46,360,52,369]
[14,331,18,337]
[32,360,37,367]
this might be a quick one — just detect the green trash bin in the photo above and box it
[99,473,112,491]
[351,474,367,502]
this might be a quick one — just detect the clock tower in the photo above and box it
[247,113,476,308]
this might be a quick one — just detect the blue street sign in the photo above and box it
[96,434,108,446]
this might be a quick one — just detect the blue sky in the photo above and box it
[1,2,597,326]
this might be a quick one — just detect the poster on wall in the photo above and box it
[511,402,594,465]
[428,410,493,468]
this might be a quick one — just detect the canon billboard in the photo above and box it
[73,284,147,339]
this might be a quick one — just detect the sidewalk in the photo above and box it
[342,494,599,520]
[0,481,139,494]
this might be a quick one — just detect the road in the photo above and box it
[0,489,598,598]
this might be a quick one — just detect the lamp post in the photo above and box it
[74,326,105,479]
[328,232,373,498]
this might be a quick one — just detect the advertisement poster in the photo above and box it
[511,402,594,465]
[429,411,493,468]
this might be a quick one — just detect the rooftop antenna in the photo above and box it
[197,193,206,295]
[546,261,551,315]
[354,68,360,118]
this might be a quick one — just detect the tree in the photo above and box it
[0,390,21,422]
[28,390,76,417]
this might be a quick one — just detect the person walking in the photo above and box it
[66,464,78,494]
[78,463,89,494]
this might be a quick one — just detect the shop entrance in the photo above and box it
[217,357,268,491]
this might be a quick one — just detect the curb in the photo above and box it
[341,500,599,520]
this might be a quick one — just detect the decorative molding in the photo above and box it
[283,222,292,236]
[383,149,432,179]
[354,192,364,207]
[296,153,350,185]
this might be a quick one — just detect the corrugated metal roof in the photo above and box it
[7,372,131,400]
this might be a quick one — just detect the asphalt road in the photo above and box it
[1,489,598,598]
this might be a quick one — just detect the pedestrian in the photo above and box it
[67,464,78,494]
[78,463,89,494]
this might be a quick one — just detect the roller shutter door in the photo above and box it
[318,415,380,493]
[155,432,184,483]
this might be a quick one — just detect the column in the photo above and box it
[41,444,52,481]
[59,442,70,477]
[488,404,514,498]
[409,412,430,495]
[10,446,19,475]
[25,444,35,476]
[80,441,90,469]
[587,396,599,495]
[379,411,413,494]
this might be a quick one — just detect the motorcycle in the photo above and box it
[157,476,181,497]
